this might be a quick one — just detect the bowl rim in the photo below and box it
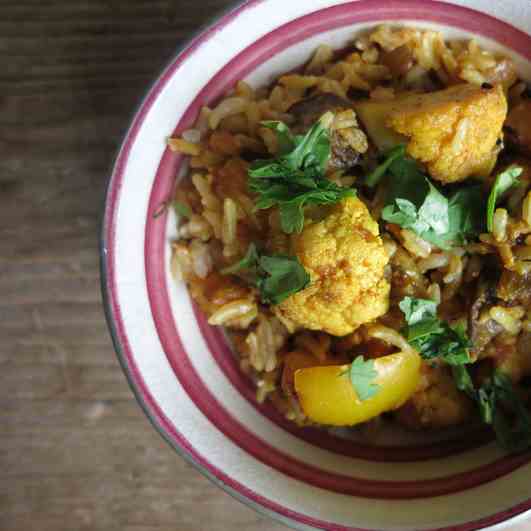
[100,1,531,529]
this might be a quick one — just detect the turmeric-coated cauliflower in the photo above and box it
[387,83,507,183]
[274,197,390,336]
[355,84,507,184]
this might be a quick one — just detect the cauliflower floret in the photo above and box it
[274,197,390,336]
[387,84,507,183]
[355,84,507,183]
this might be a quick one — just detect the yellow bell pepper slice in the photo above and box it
[294,350,421,426]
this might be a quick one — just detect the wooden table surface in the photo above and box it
[1,2,529,530]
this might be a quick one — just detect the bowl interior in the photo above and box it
[103,1,531,529]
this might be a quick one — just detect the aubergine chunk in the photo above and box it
[497,269,531,307]
[289,94,368,171]
[505,99,531,156]
[468,278,503,358]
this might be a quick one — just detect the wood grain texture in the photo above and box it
[1,2,530,531]
[0,1,286,530]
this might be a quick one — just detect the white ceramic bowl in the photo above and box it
[101,1,531,529]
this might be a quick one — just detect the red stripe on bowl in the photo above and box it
[103,0,531,528]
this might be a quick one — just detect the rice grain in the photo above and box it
[168,137,202,156]
[208,299,257,326]
[489,306,525,335]
[523,191,531,226]
[492,208,508,241]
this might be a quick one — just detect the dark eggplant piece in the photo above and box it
[497,269,531,307]
[468,279,503,357]
[289,93,352,130]
[518,331,531,356]
[505,100,531,156]
[380,45,414,78]
[289,94,368,171]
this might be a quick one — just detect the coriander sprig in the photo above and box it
[486,165,523,232]
[453,366,531,453]
[342,356,381,401]
[222,243,310,305]
[369,149,485,249]
[249,118,356,234]
[399,296,472,365]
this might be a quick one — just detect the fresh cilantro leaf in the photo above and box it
[380,153,484,249]
[406,318,444,343]
[478,386,495,424]
[257,254,310,305]
[365,144,407,187]
[417,180,450,234]
[486,166,523,232]
[222,244,310,305]
[399,297,472,365]
[220,243,260,275]
[451,367,531,452]
[381,159,451,247]
[279,200,305,234]
[387,154,422,180]
[261,121,296,155]
[478,371,531,452]
[399,297,437,325]
[452,365,476,398]
[346,356,380,401]
[407,323,471,364]
[432,185,486,247]
[491,372,531,452]
[286,117,331,175]
[439,322,473,365]
[382,198,418,228]
[249,119,356,234]
[173,200,192,219]
[384,181,450,243]
[249,119,331,181]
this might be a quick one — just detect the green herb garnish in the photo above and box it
[222,243,310,305]
[173,200,192,219]
[249,118,356,234]
[478,370,531,452]
[399,296,472,365]
[400,296,531,453]
[365,144,406,188]
[452,364,476,398]
[443,185,485,246]
[257,254,310,305]
[343,355,380,401]
[380,153,484,249]
[452,367,531,453]
[486,166,523,232]
[221,243,260,275]
[398,296,438,325]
